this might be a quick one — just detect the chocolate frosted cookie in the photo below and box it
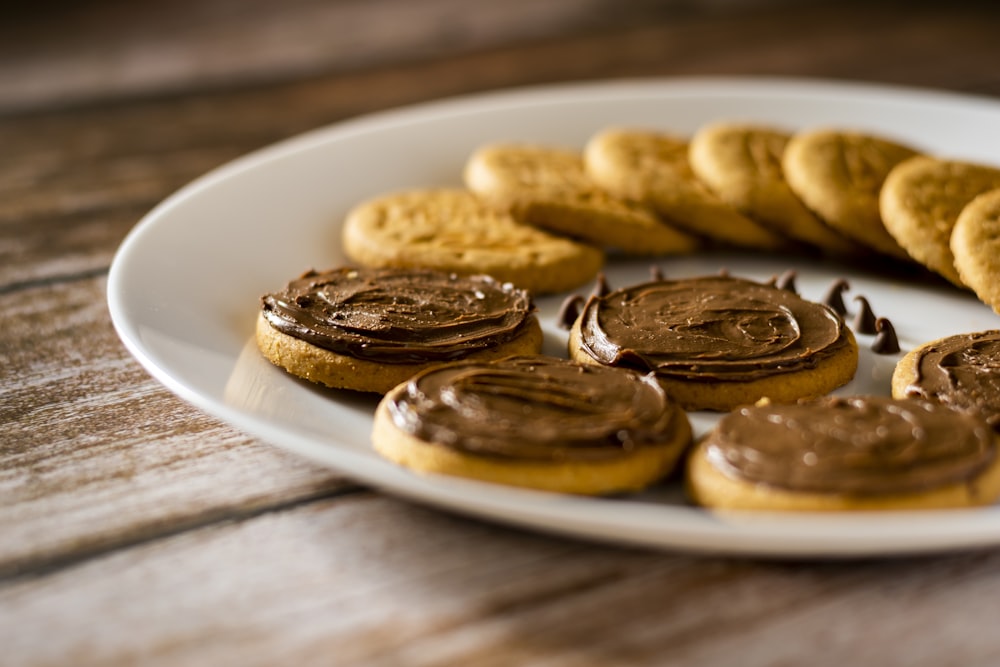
[567,275,858,411]
[373,356,693,495]
[893,330,1000,431]
[256,267,543,393]
[687,396,1000,511]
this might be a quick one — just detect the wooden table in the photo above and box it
[6,1,1000,664]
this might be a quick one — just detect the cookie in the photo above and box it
[373,355,693,495]
[892,330,1000,431]
[583,128,787,250]
[952,188,1000,310]
[782,128,919,259]
[341,188,603,294]
[688,122,862,256]
[257,267,543,394]
[463,143,700,256]
[881,157,1000,287]
[567,275,858,411]
[686,396,1000,511]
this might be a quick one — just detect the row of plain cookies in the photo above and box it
[344,122,1000,313]
[579,126,1000,314]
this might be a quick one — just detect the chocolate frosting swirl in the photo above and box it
[705,396,996,496]
[577,276,849,381]
[905,330,1000,430]
[261,267,534,363]
[387,356,685,461]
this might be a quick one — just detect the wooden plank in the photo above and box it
[4,5,1000,664]
[3,493,1000,666]
[0,0,783,113]
[2,1,999,116]
[0,276,354,577]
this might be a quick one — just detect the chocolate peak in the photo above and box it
[872,317,900,354]
[852,295,878,334]
[822,278,850,316]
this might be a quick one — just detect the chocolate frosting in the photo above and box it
[905,330,1000,429]
[705,396,996,496]
[261,267,534,363]
[387,356,684,461]
[577,276,850,381]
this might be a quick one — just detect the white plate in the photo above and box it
[108,77,1000,558]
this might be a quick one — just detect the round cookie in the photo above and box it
[583,128,787,250]
[952,188,1000,310]
[686,396,1000,511]
[782,128,919,259]
[688,122,862,256]
[257,267,543,394]
[567,275,858,411]
[892,329,1000,430]
[463,143,700,256]
[881,157,1000,287]
[373,355,693,495]
[341,188,603,294]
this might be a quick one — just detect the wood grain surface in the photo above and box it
[5,1,1000,664]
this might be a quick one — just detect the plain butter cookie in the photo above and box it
[584,128,787,250]
[342,188,603,294]
[464,143,700,256]
[881,156,1000,287]
[688,122,862,256]
[782,128,918,259]
[951,188,1000,310]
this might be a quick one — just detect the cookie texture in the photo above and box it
[951,188,1000,313]
[464,143,700,256]
[687,396,1000,511]
[372,356,693,495]
[584,128,787,250]
[881,157,1000,287]
[256,267,544,394]
[688,122,861,255]
[342,188,603,294]
[782,128,919,259]
[567,275,858,411]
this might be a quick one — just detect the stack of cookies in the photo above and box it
[252,119,1000,511]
